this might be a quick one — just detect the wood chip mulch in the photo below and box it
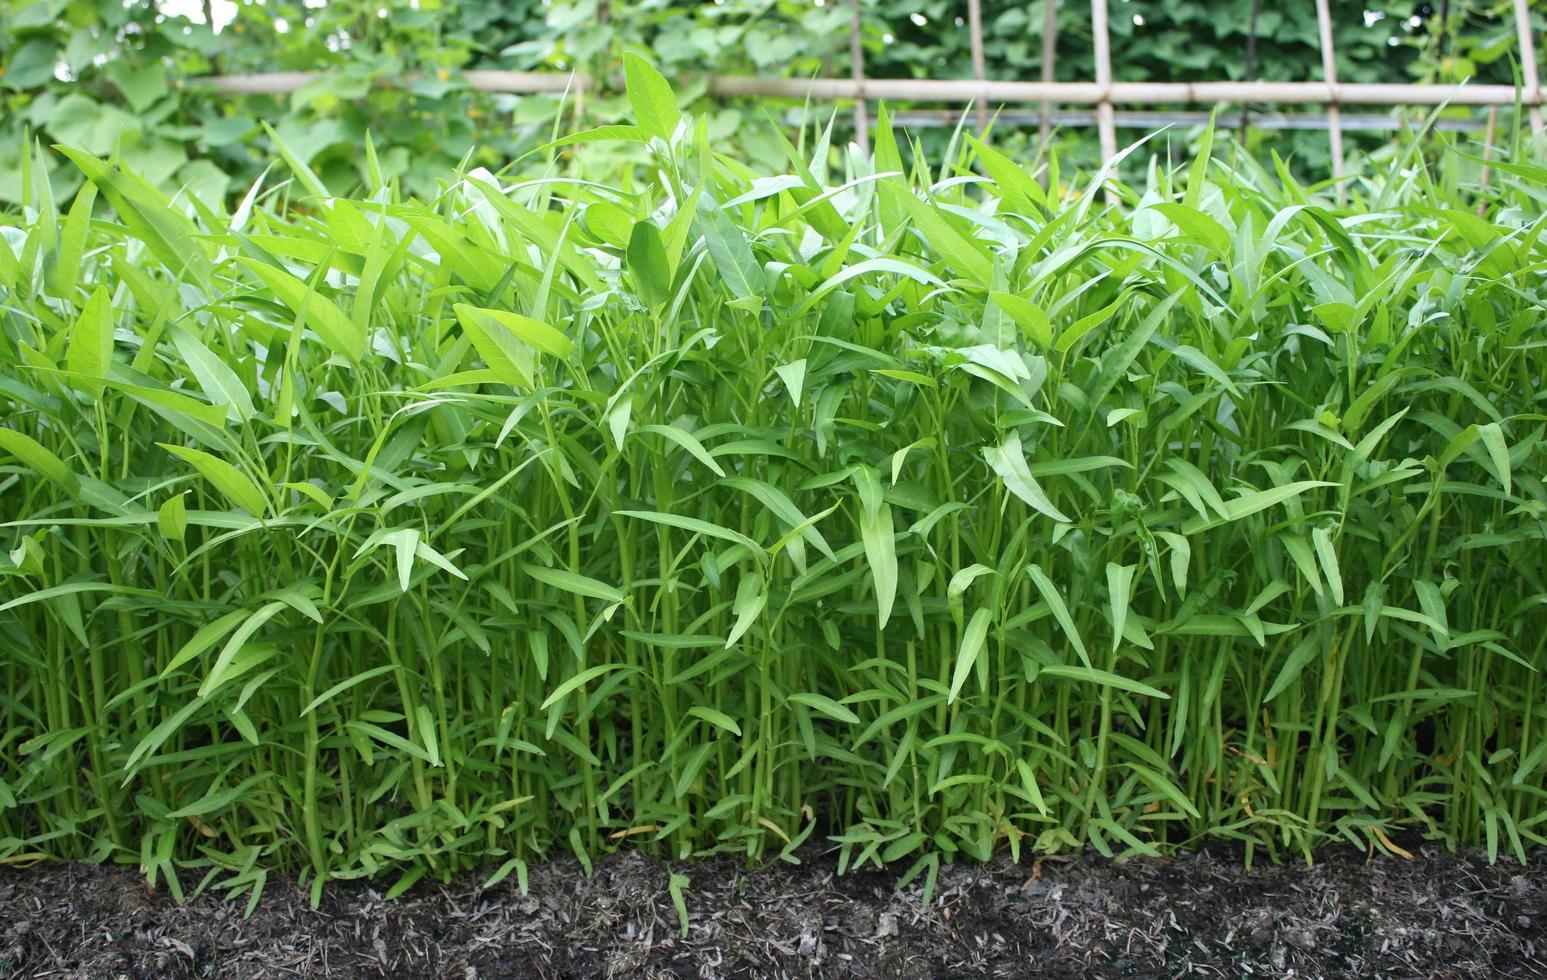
[2,845,1543,978]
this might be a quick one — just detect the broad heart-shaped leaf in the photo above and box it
[627,220,673,309]
[159,443,269,517]
[237,258,365,362]
[0,428,79,494]
[66,286,113,391]
[624,53,681,140]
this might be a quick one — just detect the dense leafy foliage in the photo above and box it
[1,62,1545,904]
[3,0,1539,201]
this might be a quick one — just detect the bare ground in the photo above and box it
[2,845,1543,978]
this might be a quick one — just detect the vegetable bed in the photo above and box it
[2,61,1545,901]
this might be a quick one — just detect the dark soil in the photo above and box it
[1,846,1543,979]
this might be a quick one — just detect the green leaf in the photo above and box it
[259,120,330,200]
[725,574,767,648]
[65,286,113,389]
[1311,527,1343,606]
[641,424,725,477]
[158,493,188,543]
[237,258,365,362]
[983,432,1071,524]
[623,54,682,140]
[540,663,635,712]
[1150,203,1231,256]
[948,608,993,704]
[687,706,741,737]
[453,302,534,387]
[1039,665,1170,700]
[606,392,632,451]
[1477,422,1512,497]
[774,359,807,409]
[668,873,692,938]
[989,292,1052,348]
[48,179,96,300]
[878,182,992,285]
[0,428,79,494]
[159,443,269,517]
[1181,481,1336,534]
[1106,562,1135,653]
[965,135,1046,213]
[1027,564,1089,668]
[3,39,59,91]
[788,693,861,724]
[103,61,168,113]
[522,563,625,605]
[198,601,286,697]
[626,220,673,308]
[852,468,898,629]
[301,665,399,716]
[171,326,256,423]
[696,195,764,301]
[723,477,834,560]
[55,146,211,287]
[1265,634,1322,702]
[453,304,573,359]
[614,509,761,554]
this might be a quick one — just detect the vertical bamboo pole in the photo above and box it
[1477,107,1499,217]
[1089,0,1116,167]
[850,0,870,154]
[1314,0,1345,196]
[1511,0,1543,135]
[1240,0,1261,133]
[968,0,989,131]
[1038,0,1058,186]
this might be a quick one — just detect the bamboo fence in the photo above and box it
[197,0,1546,173]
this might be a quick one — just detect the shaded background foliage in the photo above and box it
[1,0,1542,198]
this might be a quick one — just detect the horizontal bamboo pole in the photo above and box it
[194,71,1541,108]
[711,77,1541,106]
[201,70,590,95]
[870,107,1490,132]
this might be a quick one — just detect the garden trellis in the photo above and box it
[198,0,1547,176]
